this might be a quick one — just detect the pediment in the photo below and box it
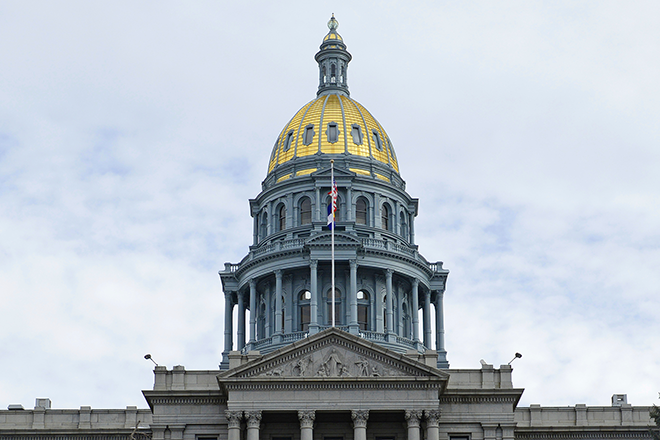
[306,233,361,247]
[311,166,356,179]
[218,328,449,381]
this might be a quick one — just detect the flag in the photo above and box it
[327,179,338,229]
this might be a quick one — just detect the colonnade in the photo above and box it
[221,261,447,364]
[225,409,440,440]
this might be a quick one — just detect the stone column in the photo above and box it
[245,411,262,440]
[298,410,315,440]
[237,291,245,351]
[314,187,321,222]
[434,290,445,353]
[409,212,415,244]
[425,409,440,440]
[423,290,431,348]
[309,260,319,334]
[249,279,257,343]
[225,410,242,440]
[349,260,358,334]
[405,410,422,440]
[412,279,419,342]
[346,187,352,221]
[275,270,283,334]
[385,269,393,333]
[397,282,404,336]
[352,410,369,440]
[222,291,235,367]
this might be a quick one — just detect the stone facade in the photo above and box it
[0,15,653,440]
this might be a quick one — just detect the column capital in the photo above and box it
[275,269,283,279]
[405,409,422,428]
[351,409,369,428]
[386,268,394,277]
[424,409,441,427]
[298,410,316,428]
[310,259,318,269]
[349,259,357,269]
[244,410,262,428]
[225,410,242,428]
[412,278,419,288]
[249,278,256,288]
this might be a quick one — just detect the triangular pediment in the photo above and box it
[218,328,449,381]
[310,166,356,179]
[305,232,361,247]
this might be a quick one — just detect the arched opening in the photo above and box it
[356,197,368,225]
[278,204,286,231]
[357,290,370,331]
[381,204,390,231]
[330,64,336,83]
[300,197,311,225]
[299,290,311,331]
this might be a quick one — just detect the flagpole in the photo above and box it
[330,160,335,328]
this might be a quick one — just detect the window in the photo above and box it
[340,66,345,84]
[381,204,390,230]
[330,64,336,83]
[300,197,311,225]
[327,122,339,143]
[283,130,294,151]
[278,205,286,231]
[299,291,311,331]
[326,288,341,325]
[356,197,367,225]
[372,129,383,151]
[323,66,327,83]
[303,125,315,146]
[351,124,363,145]
[357,290,370,331]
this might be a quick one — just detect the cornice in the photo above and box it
[515,430,652,440]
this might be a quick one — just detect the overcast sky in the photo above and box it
[1,1,659,410]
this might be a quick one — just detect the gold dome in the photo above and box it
[268,93,399,176]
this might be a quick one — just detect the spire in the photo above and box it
[315,14,352,96]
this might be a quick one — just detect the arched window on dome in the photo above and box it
[357,290,370,331]
[351,124,363,145]
[330,64,336,83]
[283,130,294,152]
[278,204,286,231]
[372,129,383,151]
[322,66,327,84]
[356,197,368,225]
[299,290,311,331]
[381,204,390,231]
[327,122,339,144]
[340,65,345,84]
[303,124,315,146]
[299,197,311,225]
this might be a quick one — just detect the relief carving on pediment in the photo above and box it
[258,345,406,378]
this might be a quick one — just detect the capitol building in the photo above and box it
[0,16,652,440]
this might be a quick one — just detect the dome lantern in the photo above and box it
[315,14,352,97]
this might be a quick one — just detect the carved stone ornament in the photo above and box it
[424,409,441,427]
[225,410,242,429]
[298,410,316,428]
[254,344,411,378]
[351,409,369,428]
[405,410,422,428]
[244,410,262,429]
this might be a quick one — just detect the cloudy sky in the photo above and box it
[1,1,658,410]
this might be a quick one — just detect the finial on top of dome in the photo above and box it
[328,13,338,31]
